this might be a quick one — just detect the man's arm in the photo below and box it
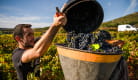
[21,13,67,63]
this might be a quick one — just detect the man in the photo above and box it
[12,11,67,80]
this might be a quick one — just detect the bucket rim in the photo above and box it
[56,44,123,55]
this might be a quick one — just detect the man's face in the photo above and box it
[22,27,34,48]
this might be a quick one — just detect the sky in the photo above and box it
[0,0,138,28]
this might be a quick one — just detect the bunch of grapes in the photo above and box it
[66,30,123,54]
[66,31,93,50]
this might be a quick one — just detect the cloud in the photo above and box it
[0,14,51,28]
[125,0,138,14]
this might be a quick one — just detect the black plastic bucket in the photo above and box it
[56,44,121,80]
[62,0,104,33]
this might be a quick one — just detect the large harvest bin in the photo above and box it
[56,44,121,80]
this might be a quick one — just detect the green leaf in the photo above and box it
[90,44,100,51]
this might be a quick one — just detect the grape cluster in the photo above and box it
[66,30,123,54]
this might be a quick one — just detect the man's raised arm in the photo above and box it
[21,13,67,63]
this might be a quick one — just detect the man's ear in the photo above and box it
[15,36,21,41]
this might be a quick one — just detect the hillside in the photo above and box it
[0,28,14,34]
[33,27,49,33]
[101,12,138,28]
[0,27,50,34]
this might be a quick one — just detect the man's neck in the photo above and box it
[18,45,25,49]
[18,43,27,49]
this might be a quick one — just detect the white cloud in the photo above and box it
[0,14,51,28]
[125,0,138,14]
[0,5,53,28]
[14,16,41,21]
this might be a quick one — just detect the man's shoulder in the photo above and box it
[12,48,25,55]
[12,48,25,61]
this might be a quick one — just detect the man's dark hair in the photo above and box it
[13,24,32,40]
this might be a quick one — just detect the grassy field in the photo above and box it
[0,29,138,80]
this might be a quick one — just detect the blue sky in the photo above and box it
[0,0,138,28]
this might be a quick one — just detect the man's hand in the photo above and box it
[52,7,67,27]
